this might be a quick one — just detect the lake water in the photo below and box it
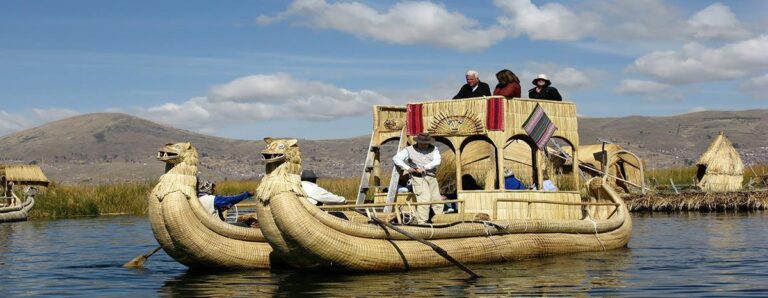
[1,212,767,297]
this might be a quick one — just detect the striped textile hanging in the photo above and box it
[522,104,558,149]
[486,96,504,131]
[406,103,423,136]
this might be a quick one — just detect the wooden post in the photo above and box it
[373,147,381,188]
[572,148,580,191]
[536,149,544,190]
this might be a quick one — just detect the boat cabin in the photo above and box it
[357,96,588,221]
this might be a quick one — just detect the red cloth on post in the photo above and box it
[486,96,505,131]
[406,104,423,136]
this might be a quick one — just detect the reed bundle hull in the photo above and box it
[257,179,632,271]
[0,196,34,223]
[147,142,273,269]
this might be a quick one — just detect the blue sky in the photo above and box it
[1,0,766,139]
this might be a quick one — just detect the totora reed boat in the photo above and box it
[148,142,274,269]
[148,96,633,271]
[252,96,633,272]
[0,165,48,223]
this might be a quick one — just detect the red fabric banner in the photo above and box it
[406,103,423,135]
[486,96,505,131]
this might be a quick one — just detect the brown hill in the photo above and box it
[0,113,368,184]
[0,110,766,184]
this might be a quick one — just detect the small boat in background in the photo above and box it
[0,165,49,223]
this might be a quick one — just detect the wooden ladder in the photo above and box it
[355,128,408,211]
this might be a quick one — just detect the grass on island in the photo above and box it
[27,178,360,219]
[25,164,767,219]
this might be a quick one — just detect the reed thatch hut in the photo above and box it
[0,165,50,187]
[696,132,743,192]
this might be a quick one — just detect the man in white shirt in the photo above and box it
[392,133,443,223]
[300,170,346,205]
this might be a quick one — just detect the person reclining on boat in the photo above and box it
[393,133,443,224]
[197,180,254,221]
[530,174,559,191]
[300,170,346,205]
[453,70,492,99]
[504,169,527,190]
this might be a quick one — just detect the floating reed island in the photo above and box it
[625,132,767,212]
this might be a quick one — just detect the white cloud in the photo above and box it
[257,0,508,51]
[629,35,768,84]
[31,108,80,122]
[615,79,671,95]
[739,73,768,100]
[689,106,708,113]
[494,0,600,41]
[140,73,391,132]
[686,3,751,41]
[0,110,35,136]
[520,63,598,90]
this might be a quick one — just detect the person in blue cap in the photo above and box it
[197,180,254,221]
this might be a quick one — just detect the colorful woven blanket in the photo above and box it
[523,104,558,149]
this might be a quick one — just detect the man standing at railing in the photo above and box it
[393,133,443,224]
[453,70,491,99]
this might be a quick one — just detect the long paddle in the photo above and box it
[123,246,162,268]
[361,210,480,279]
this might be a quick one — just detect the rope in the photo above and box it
[428,223,435,239]
[587,216,606,251]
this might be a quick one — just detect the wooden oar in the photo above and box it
[362,210,480,279]
[123,246,162,268]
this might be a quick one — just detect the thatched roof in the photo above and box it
[696,132,743,192]
[0,165,50,186]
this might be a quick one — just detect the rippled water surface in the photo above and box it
[1,212,767,296]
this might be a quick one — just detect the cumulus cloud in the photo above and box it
[31,108,80,122]
[257,0,507,51]
[739,73,768,100]
[686,3,751,41]
[615,79,671,95]
[494,0,600,41]
[629,35,768,84]
[140,73,391,132]
[520,63,599,90]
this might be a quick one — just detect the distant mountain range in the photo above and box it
[1,110,766,184]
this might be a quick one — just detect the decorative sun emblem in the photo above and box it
[383,119,403,131]
[428,111,485,136]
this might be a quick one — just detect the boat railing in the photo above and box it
[491,198,620,220]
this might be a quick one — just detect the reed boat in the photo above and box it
[0,165,48,223]
[147,142,274,269]
[254,96,633,272]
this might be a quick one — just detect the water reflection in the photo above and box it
[1,212,767,296]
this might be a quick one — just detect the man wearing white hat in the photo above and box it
[393,133,443,223]
[528,74,562,101]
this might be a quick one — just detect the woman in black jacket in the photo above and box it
[528,74,562,101]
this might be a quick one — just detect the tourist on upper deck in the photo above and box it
[300,170,346,205]
[528,74,562,101]
[393,133,443,223]
[197,180,254,221]
[493,69,521,98]
[453,70,491,99]
[504,169,527,190]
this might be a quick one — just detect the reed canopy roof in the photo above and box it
[0,165,50,186]
[696,132,743,192]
